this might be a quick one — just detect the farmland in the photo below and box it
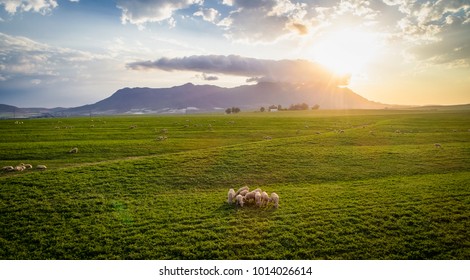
[0,109,469,259]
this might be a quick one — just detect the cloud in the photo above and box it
[193,8,220,23]
[220,0,310,42]
[0,32,100,83]
[384,0,470,68]
[197,73,219,81]
[127,54,349,86]
[0,0,58,15]
[116,0,203,27]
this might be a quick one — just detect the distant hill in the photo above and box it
[407,104,470,111]
[0,104,66,118]
[64,82,386,115]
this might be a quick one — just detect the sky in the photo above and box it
[0,0,469,108]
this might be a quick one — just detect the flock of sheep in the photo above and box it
[227,186,279,209]
[1,147,78,173]
[2,163,47,172]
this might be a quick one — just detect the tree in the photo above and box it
[232,107,240,113]
[288,102,309,110]
[312,104,320,110]
[225,108,232,114]
[260,106,265,112]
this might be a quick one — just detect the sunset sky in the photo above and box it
[0,0,469,108]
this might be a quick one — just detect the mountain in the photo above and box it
[0,104,66,119]
[64,82,386,115]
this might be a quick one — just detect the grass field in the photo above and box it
[0,109,469,259]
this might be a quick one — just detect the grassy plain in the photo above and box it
[0,109,469,259]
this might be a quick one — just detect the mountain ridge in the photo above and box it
[62,82,386,115]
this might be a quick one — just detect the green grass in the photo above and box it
[0,109,469,259]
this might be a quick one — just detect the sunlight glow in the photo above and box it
[309,28,381,76]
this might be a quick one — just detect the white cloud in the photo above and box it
[116,0,203,27]
[0,0,58,15]
[193,8,220,23]
[0,32,100,81]
[383,0,470,68]
[220,0,311,42]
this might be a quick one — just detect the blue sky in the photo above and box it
[0,0,469,107]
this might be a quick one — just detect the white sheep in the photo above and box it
[238,189,249,197]
[235,194,245,207]
[269,192,280,209]
[15,165,25,171]
[22,163,33,169]
[156,135,168,141]
[255,192,262,207]
[244,191,257,204]
[2,166,15,171]
[261,191,269,206]
[36,165,47,170]
[235,186,249,196]
[227,188,236,204]
[69,147,79,154]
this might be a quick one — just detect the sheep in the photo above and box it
[15,165,25,171]
[2,166,15,171]
[22,164,33,169]
[156,135,168,141]
[434,143,442,148]
[269,192,280,209]
[69,147,79,154]
[263,136,272,140]
[255,192,262,207]
[235,194,245,207]
[261,191,269,206]
[36,165,47,170]
[235,186,249,196]
[252,188,262,193]
[244,191,257,204]
[227,188,236,204]
[238,189,249,197]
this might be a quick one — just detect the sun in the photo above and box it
[309,28,381,76]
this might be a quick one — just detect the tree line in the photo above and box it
[260,103,320,112]
[225,107,241,114]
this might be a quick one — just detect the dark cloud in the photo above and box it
[128,55,349,86]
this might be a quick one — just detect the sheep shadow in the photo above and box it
[215,202,278,218]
